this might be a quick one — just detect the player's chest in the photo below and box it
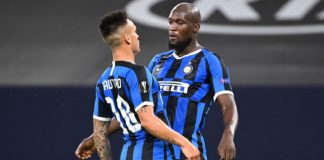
[152,57,208,83]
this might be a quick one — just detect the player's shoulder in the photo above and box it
[122,62,148,72]
[201,48,223,63]
[153,50,174,61]
[123,63,151,79]
[111,61,149,76]
[156,50,174,57]
[96,62,145,83]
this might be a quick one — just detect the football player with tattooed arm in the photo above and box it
[76,3,238,160]
[81,10,200,160]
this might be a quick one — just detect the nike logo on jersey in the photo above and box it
[156,67,164,72]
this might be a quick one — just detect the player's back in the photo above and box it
[93,61,173,160]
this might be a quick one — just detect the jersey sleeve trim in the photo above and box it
[213,90,234,101]
[135,101,154,111]
[93,115,111,121]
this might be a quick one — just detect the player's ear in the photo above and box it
[193,23,200,33]
[124,33,131,45]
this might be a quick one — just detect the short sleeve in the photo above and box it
[206,53,234,101]
[125,66,154,111]
[93,84,113,121]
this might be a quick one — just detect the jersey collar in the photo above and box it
[172,49,202,60]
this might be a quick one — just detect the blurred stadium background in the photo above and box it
[1,0,324,159]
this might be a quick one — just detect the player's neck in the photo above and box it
[175,40,201,57]
[111,47,135,64]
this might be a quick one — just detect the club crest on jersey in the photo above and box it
[182,65,193,75]
[139,81,150,93]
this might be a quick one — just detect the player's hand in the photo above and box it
[180,141,200,160]
[218,134,236,160]
[75,135,96,159]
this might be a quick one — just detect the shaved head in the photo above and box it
[171,3,201,24]
[168,3,201,53]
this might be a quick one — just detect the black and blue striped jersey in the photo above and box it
[93,61,172,160]
[148,48,234,160]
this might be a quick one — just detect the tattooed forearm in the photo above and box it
[93,119,113,160]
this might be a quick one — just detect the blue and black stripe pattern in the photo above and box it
[93,61,173,160]
[148,48,234,160]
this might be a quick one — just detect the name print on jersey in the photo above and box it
[102,78,122,90]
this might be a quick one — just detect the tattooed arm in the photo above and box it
[93,119,113,160]
[75,118,121,159]
[137,105,200,160]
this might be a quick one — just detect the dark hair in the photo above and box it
[99,10,128,38]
